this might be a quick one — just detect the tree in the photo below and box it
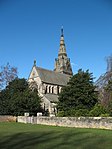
[103,79,112,116]
[0,78,42,116]
[0,63,18,90]
[105,79,112,98]
[98,72,112,107]
[57,69,98,116]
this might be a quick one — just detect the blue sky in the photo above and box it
[0,0,112,81]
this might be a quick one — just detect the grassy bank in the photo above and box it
[0,122,112,149]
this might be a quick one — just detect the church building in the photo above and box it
[28,28,73,114]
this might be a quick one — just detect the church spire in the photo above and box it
[61,26,64,37]
[58,27,67,57]
[54,27,73,76]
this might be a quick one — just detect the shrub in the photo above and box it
[100,113,110,117]
[89,104,108,117]
[57,111,65,117]
[69,109,89,117]
[57,109,89,117]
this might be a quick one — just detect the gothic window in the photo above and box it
[59,87,62,93]
[45,86,48,94]
[52,86,54,94]
[57,86,59,94]
[49,86,51,93]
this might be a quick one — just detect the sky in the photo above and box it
[0,0,112,81]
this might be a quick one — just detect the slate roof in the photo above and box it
[44,94,59,102]
[36,67,71,86]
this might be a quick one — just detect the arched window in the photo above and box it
[52,86,54,94]
[45,86,48,94]
[59,87,62,93]
[57,86,59,94]
[49,86,51,93]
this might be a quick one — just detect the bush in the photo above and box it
[57,109,89,117]
[107,99,112,116]
[69,109,89,117]
[100,113,110,117]
[89,104,108,117]
[57,104,110,117]
[57,111,65,117]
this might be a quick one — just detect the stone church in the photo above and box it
[28,28,73,114]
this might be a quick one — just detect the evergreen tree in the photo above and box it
[0,78,42,116]
[57,69,98,116]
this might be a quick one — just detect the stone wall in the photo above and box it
[37,116,112,129]
[17,116,112,130]
[0,116,17,122]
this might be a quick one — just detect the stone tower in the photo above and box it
[54,27,73,76]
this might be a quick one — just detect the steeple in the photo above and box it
[58,26,67,57]
[34,60,36,66]
[61,26,64,37]
[54,27,73,76]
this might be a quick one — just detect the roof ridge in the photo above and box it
[35,66,70,86]
[36,66,70,77]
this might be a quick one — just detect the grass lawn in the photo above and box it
[0,122,112,149]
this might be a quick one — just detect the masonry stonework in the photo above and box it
[0,116,17,122]
[17,116,112,130]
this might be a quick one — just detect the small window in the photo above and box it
[52,86,54,94]
[49,86,51,93]
[45,86,48,94]
[57,86,59,94]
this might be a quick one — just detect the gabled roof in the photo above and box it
[36,67,70,86]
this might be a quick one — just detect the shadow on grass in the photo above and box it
[0,128,111,149]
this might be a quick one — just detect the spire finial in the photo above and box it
[34,60,36,66]
[61,26,64,37]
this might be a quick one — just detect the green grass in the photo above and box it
[0,123,112,149]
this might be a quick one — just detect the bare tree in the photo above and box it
[0,63,18,90]
[106,55,112,72]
